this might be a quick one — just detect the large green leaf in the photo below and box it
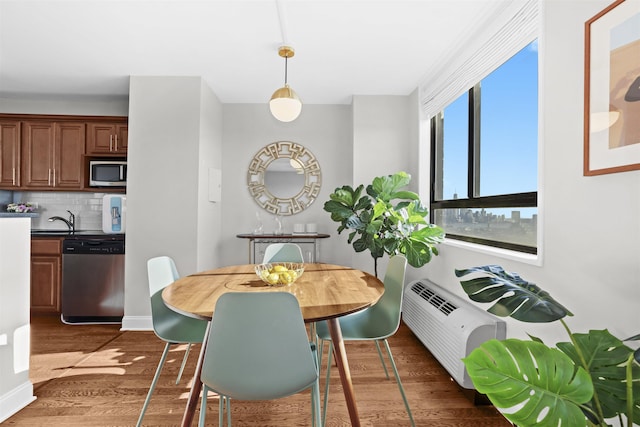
[463,339,594,427]
[557,329,640,421]
[368,171,411,199]
[455,265,573,322]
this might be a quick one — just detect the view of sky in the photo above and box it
[441,41,539,201]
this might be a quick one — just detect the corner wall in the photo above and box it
[122,76,222,329]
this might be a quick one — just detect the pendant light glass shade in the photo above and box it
[270,84,302,122]
[270,46,302,122]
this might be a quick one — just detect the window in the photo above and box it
[430,41,538,254]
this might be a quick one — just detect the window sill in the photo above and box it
[443,237,541,266]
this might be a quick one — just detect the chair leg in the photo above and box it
[374,340,390,379]
[136,342,172,427]
[321,340,333,427]
[382,339,416,427]
[176,343,192,384]
[199,385,208,427]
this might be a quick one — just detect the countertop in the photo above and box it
[0,212,40,218]
[31,230,125,240]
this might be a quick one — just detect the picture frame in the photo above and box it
[584,0,640,176]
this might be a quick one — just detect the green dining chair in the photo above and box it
[262,242,304,263]
[198,292,321,427]
[315,255,415,427]
[136,256,209,427]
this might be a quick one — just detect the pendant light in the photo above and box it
[270,46,302,122]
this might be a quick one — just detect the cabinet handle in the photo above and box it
[114,134,118,151]
[48,169,51,186]
[12,168,16,185]
[110,135,113,152]
[53,169,56,187]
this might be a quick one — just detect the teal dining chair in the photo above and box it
[136,256,209,427]
[262,242,304,263]
[315,255,415,427]
[198,292,321,427]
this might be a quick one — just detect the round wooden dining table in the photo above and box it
[162,262,385,427]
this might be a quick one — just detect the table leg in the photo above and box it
[181,321,211,427]
[326,318,360,427]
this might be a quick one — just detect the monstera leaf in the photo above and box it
[557,329,640,422]
[455,265,573,322]
[463,338,594,427]
[456,265,640,427]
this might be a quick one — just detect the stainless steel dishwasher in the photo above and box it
[61,237,125,324]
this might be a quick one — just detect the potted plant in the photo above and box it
[455,265,640,427]
[323,171,445,277]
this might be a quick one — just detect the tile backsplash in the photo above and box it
[5,191,112,231]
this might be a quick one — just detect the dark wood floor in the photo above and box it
[5,316,510,426]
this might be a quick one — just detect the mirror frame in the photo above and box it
[247,141,322,216]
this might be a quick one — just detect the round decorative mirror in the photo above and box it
[247,142,321,215]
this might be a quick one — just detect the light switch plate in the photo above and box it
[208,168,222,202]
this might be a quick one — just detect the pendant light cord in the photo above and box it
[284,55,289,85]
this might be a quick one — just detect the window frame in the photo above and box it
[429,83,538,255]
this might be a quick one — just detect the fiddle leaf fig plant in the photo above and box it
[324,171,445,277]
[455,265,640,427]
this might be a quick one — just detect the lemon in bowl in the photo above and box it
[255,262,304,286]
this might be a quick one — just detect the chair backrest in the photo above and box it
[363,255,408,338]
[147,256,179,295]
[146,256,207,344]
[262,243,304,263]
[200,292,318,400]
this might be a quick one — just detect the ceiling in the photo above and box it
[0,0,513,105]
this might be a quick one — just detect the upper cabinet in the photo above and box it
[0,120,21,188]
[87,122,128,155]
[22,121,85,189]
[0,114,127,192]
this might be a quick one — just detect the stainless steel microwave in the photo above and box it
[89,160,127,187]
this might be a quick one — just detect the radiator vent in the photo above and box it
[402,279,506,389]
[411,282,459,315]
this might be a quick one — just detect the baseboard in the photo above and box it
[120,315,152,331]
[0,380,36,423]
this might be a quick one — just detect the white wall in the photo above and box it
[0,218,34,422]
[123,76,222,328]
[220,103,354,267]
[0,96,128,116]
[418,0,640,348]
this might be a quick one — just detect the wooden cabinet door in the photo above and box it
[0,120,21,188]
[31,255,61,313]
[31,238,62,314]
[115,124,128,153]
[22,121,55,188]
[87,122,128,155]
[22,121,84,189]
[54,122,85,189]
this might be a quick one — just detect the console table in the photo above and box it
[236,233,330,263]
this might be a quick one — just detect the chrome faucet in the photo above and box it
[48,210,75,232]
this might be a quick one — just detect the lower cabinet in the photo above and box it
[31,238,62,314]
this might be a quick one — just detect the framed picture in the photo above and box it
[584,0,640,176]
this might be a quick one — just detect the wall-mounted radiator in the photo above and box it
[402,279,506,389]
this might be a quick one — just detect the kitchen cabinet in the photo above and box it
[31,237,62,314]
[0,120,21,188]
[87,122,128,155]
[21,121,85,189]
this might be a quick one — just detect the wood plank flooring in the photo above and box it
[5,316,510,426]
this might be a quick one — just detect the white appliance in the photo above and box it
[102,194,126,234]
[402,279,506,389]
